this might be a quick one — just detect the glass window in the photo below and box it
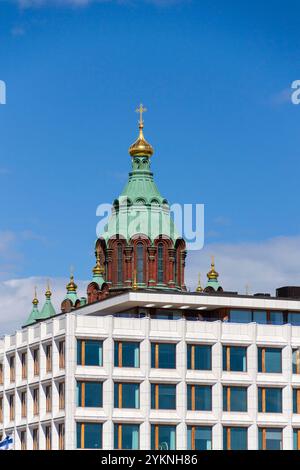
[114,383,140,409]
[258,388,282,413]
[293,348,300,374]
[223,346,247,372]
[259,428,282,450]
[258,347,282,373]
[187,385,212,411]
[187,344,211,370]
[151,425,176,450]
[77,382,102,408]
[137,243,144,284]
[223,386,247,412]
[77,340,103,366]
[269,311,284,325]
[114,424,139,450]
[293,389,300,414]
[253,310,267,324]
[114,341,140,367]
[151,384,176,410]
[151,343,176,369]
[117,243,123,284]
[293,429,300,450]
[223,427,247,450]
[77,423,102,449]
[229,310,252,324]
[288,313,300,326]
[157,243,164,283]
[187,426,212,450]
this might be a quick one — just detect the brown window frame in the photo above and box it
[45,426,51,450]
[9,393,14,421]
[33,348,40,376]
[58,423,65,450]
[46,385,52,413]
[21,352,27,380]
[59,341,65,370]
[9,355,15,383]
[46,344,52,373]
[21,391,27,418]
[32,428,39,450]
[33,388,39,416]
[20,430,26,450]
[59,382,65,410]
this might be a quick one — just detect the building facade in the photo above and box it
[2,291,300,450]
[1,108,300,450]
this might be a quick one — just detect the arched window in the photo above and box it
[136,243,144,284]
[157,243,164,283]
[117,243,123,284]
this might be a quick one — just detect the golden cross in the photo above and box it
[136,103,147,125]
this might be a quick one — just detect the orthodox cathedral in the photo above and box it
[2,106,300,451]
[24,105,222,327]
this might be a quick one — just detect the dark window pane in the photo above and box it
[137,243,144,283]
[77,423,102,449]
[258,348,282,373]
[259,428,282,450]
[151,425,176,450]
[187,385,211,411]
[223,427,247,450]
[85,382,102,407]
[223,346,247,372]
[159,384,176,409]
[115,342,140,367]
[253,310,267,324]
[187,426,212,450]
[270,312,283,325]
[114,424,139,450]
[229,310,252,324]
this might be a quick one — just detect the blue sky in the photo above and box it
[0,0,300,331]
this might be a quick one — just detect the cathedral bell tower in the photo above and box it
[87,105,186,304]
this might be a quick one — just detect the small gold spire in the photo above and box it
[207,255,219,280]
[32,286,39,306]
[93,251,104,276]
[66,268,77,293]
[132,269,138,290]
[45,279,52,299]
[129,103,154,157]
[196,273,203,292]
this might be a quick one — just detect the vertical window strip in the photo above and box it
[191,385,195,411]
[155,384,159,410]
[119,383,122,408]
[191,345,195,370]
[226,346,230,371]
[227,387,231,412]
[261,388,266,413]
[226,427,231,450]
[261,348,266,373]
[81,423,85,449]
[155,425,159,450]
[118,342,122,367]
[155,343,159,368]
[297,389,300,414]
[81,340,85,366]
[191,426,195,450]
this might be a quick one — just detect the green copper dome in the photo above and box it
[101,113,179,243]
[36,285,56,321]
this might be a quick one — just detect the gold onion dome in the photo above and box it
[45,281,52,299]
[93,252,104,276]
[32,287,39,306]
[66,274,77,292]
[129,104,154,157]
[196,273,203,292]
[207,256,219,280]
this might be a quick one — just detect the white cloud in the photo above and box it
[0,276,88,336]
[1,235,300,336]
[186,235,300,296]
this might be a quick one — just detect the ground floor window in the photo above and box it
[76,422,102,449]
[294,429,300,450]
[259,428,282,450]
[187,426,212,450]
[223,427,247,450]
[151,424,176,450]
[114,424,139,450]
